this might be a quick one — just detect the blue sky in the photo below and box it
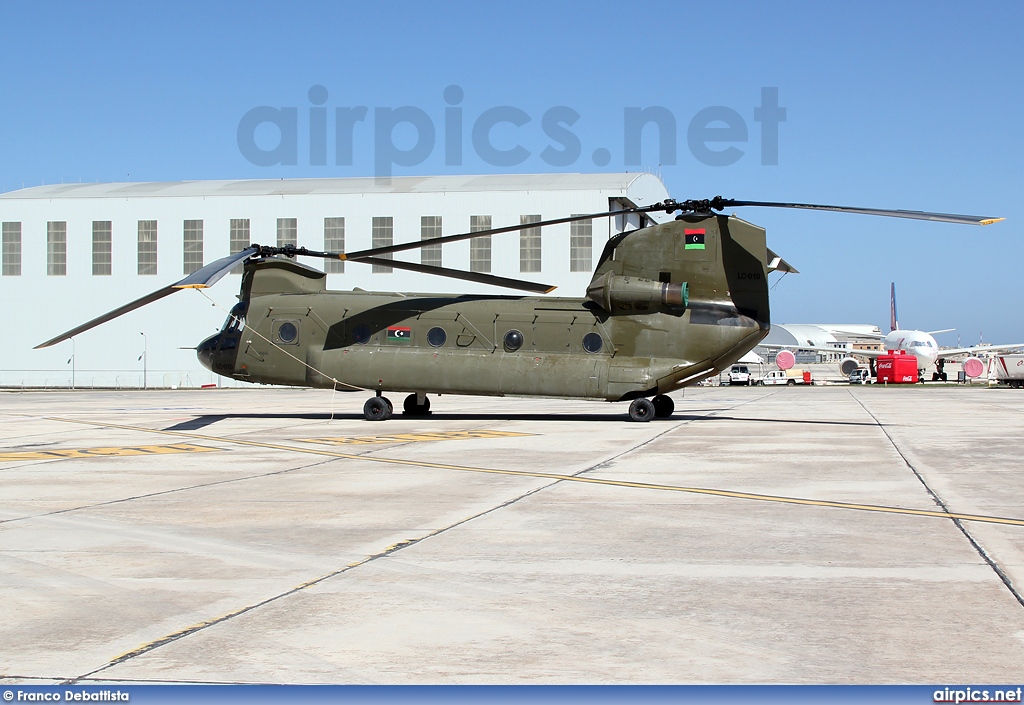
[2,1,1022,342]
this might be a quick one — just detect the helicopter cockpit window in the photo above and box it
[503,329,524,352]
[222,302,248,332]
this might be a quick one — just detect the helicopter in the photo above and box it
[35,196,1002,422]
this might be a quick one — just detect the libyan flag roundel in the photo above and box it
[684,229,706,250]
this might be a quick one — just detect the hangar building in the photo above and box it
[0,173,670,387]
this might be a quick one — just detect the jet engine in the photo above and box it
[839,357,861,376]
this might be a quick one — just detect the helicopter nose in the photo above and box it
[197,333,220,372]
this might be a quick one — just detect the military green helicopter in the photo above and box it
[36,197,1001,421]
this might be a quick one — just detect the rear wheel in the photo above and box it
[787,379,796,386]
[652,395,674,418]
[403,393,431,416]
[628,398,656,422]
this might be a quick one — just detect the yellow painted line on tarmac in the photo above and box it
[44,416,1024,528]
[0,442,219,462]
[299,429,534,445]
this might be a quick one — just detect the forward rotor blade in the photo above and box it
[713,199,1004,226]
[358,257,556,294]
[174,246,260,288]
[35,246,260,349]
[35,285,179,349]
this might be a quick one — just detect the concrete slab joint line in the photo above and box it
[850,391,1024,610]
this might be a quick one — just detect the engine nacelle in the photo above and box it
[586,273,688,313]
[775,349,796,370]
[839,357,861,376]
[963,356,986,378]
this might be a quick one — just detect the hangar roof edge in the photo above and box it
[1,173,666,201]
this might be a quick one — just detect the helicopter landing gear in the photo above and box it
[652,394,674,418]
[403,393,431,416]
[628,397,656,422]
[363,395,393,421]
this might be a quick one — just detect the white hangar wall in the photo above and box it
[0,173,670,388]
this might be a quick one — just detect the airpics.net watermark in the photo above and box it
[236,86,786,177]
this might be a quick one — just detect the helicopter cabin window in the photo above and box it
[2,222,22,276]
[183,220,203,275]
[503,329,524,352]
[47,221,66,276]
[470,215,491,273]
[324,217,345,273]
[421,216,442,267]
[520,215,541,273]
[137,220,158,275]
[92,221,112,276]
[371,217,393,273]
[427,326,447,347]
[230,218,250,274]
[570,217,592,272]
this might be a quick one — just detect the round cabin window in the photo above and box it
[352,324,371,345]
[503,329,524,352]
[277,322,298,343]
[427,326,447,347]
[582,332,603,353]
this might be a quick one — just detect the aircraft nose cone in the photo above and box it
[197,334,220,372]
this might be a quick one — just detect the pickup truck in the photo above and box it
[758,369,806,385]
[848,368,873,385]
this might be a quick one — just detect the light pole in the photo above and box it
[139,332,147,389]
[67,337,75,390]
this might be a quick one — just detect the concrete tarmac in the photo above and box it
[1,384,1023,684]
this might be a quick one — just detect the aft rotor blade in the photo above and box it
[713,199,1004,226]
[35,246,260,349]
[358,257,556,294]
[340,204,676,261]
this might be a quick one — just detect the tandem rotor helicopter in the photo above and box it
[37,196,1003,421]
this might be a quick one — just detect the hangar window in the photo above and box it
[92,221,112,276]
[2,222,21,276]
[371,217,393,273]
[138,220,158,275]
[324,217,345,273]
[470,215,491,273]
[230,218,250,274]
[183,220,204,275]
[421,216,442,267]
[277,217,297,253]
[520,214,541,273]
[570,217,592,272]
[47,221,66,276]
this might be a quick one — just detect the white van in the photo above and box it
[728,365,752,386]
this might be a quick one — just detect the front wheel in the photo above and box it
[628,398,656,422]
[363,397,392,421]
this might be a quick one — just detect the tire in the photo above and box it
[652,394,674,418]
[363,397,391,421]
[403,393,431,416]
[628,398,656,422]
[787,379,796,386]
